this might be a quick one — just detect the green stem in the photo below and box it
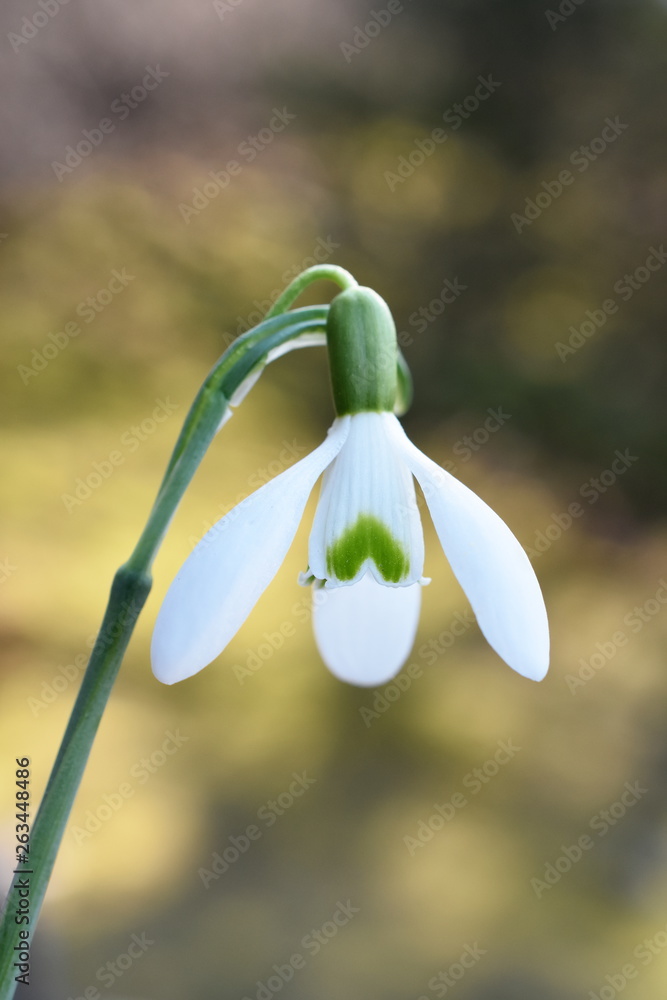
[0,568,151,994]
[266,265,358,319]
[0,303,331,999]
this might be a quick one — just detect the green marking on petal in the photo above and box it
[326,514,410,583]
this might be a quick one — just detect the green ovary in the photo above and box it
[326,514,410,583]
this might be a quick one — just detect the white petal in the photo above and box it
[387,423,549,681]
[309,412,424,586]
[313,572,422,686]
[265,331,327,362]
[151,417,351,684]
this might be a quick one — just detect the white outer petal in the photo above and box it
[313,572,421,686]
[309,412,424,586]
[386,421,549,681]
[151,417,350,684]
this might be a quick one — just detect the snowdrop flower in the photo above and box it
[151,287,549,687]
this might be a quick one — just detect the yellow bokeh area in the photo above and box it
[2,3,667,998]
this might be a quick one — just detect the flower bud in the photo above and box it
[326,286,398,415]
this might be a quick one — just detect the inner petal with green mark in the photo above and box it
[307,412,425,587]
[326,513,410,583]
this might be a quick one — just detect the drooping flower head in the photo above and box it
[151,281,549,687]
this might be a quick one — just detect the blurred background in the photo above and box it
[1,0,667,996]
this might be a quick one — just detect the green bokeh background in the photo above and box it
[2,1,667,997]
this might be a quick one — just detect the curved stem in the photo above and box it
[0,305,329,1000]
[265,267,413,417]
[266,265,358,319]
[130,306,329,568]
